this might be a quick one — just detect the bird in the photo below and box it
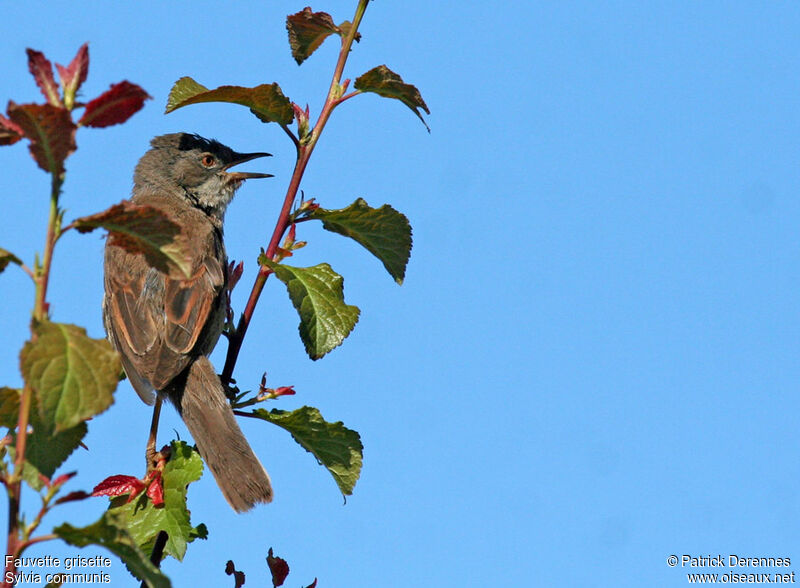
[103,132,274,512]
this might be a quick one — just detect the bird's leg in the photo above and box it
[146,397,163,472]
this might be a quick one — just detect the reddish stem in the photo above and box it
[220,0,369,386]
[338,90,362,104]
[221,153,309,385]
[5,173,62,586]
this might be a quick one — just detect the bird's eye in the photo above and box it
[201,154,216,167]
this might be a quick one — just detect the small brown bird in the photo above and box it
[103,133,273,512]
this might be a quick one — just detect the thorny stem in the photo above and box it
[221,0,370,386]
[4,172,63,586]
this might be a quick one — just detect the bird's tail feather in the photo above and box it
[176,357,272,512]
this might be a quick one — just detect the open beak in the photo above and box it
[223,151,273,181]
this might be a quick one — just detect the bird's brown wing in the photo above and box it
[103,216,226,402]
[162,248,226,355]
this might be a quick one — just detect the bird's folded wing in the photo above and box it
[105,245,224,392]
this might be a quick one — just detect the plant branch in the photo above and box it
[233,410,262,419]
[220,0,370,387]
[5,171,63,584]
[13,173,62,475]
[21,491,53,544]
[33,174,63,323]
[330,2,369,103]
[221,153,307,386]
[337,90,362,104]
[280,123,300,151]
[18,533,56,552]
[18,263,35,281]
[146,398,162,472]
[142,529,168,588]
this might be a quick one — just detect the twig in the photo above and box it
[220,0,370,387]
[19,534,56,551]
[280,123,300,151]
[19,263,34,281]
[337,90,362,104]
[146,398,163,471]
[141,530,168,588]
[5,171,64,585]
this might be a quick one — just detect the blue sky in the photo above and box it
[1,1,799,586]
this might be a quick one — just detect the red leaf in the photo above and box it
[146,472,164,506]
[26,49,61,106]
[225,560,246,588]
[7,101,77,174]
[79,81,150,128]
[291,102,309,122]
[286,7,341,65]
[273,386,296,397]
[298,197,319,214]
[72,201,191,279]
[227,260,244,292]
[56,43,89,107]
[52,471,77,488]
[305,580,317,588]
[55,490,90,505]
[91,474,146,499]
[267,547,290,587]
[0,114,24,145]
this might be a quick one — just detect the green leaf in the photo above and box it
[6,101,77,174]
[260,260,360,359]
[6,447,46,491]
[108,441,205,561]
[0,387,20,428]
[73,201,192,279]
[165,77,293,126]
[337,20,361,43]
[20,321,119,432]
[24,415,87,478]
[309,198,413,284]
[0,391,83,484]
[286,7,341,65]
[55,510,171,588]
[0,248,22,274]
[252,406,363,496]
[354,65,430,131]
[8,389,89,486]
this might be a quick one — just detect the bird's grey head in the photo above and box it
[133,133,272,217]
